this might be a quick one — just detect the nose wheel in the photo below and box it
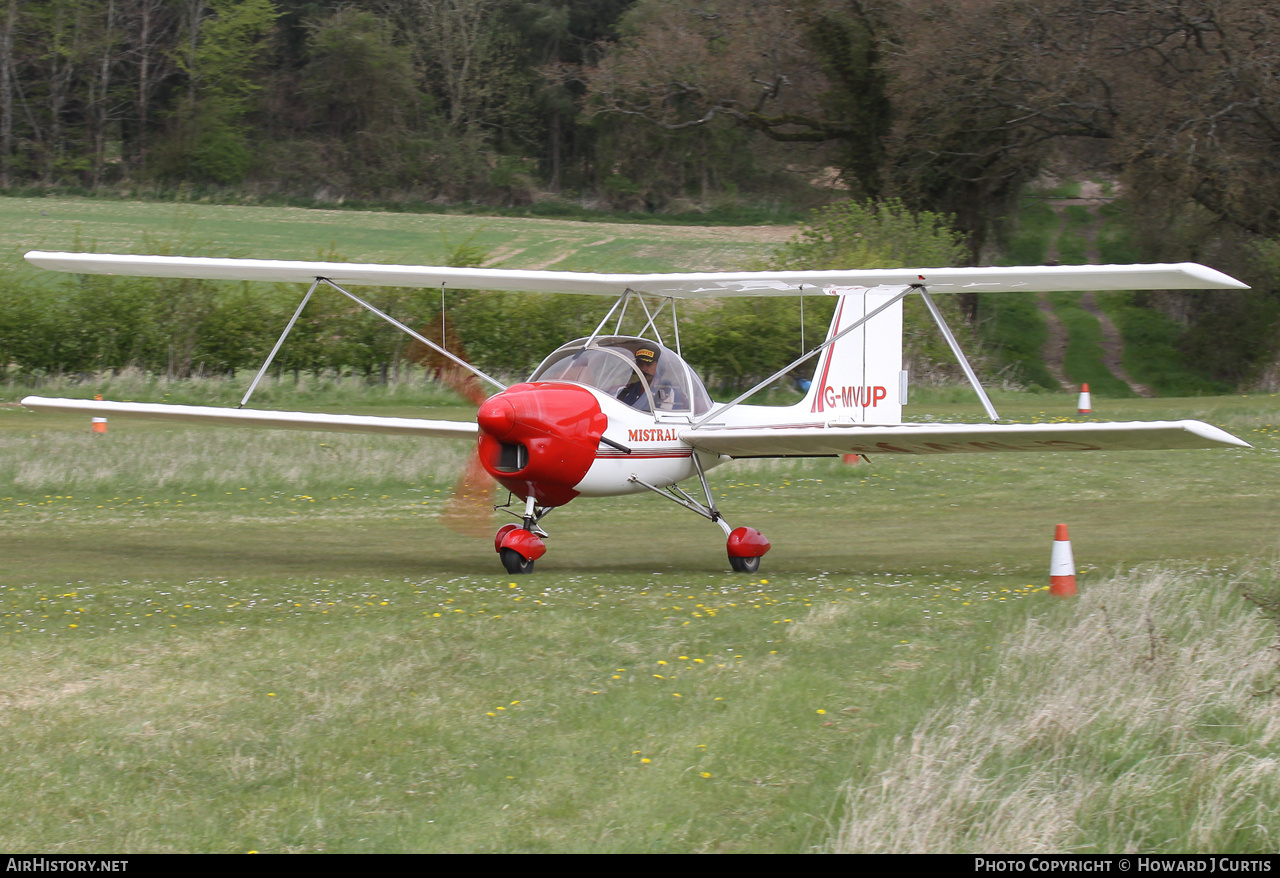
[500,546,536,574]
[493,497,549,574]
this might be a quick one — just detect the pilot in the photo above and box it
[617,346,659,409]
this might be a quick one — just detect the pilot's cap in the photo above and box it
[635,348,658,365]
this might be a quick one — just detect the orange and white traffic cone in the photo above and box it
[1050,523,1077,597]
[91,394,107,434]
[842,453,863,465]
[1077,383,1091,414]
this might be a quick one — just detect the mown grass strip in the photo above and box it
[1047,292,1134,397]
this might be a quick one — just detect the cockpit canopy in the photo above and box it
[530,336,714,415]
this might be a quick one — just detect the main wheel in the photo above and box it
[500,547,535,574]
[729,555,761,574]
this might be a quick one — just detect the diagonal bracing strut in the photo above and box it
[239,275,508,410]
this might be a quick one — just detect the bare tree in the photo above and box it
[583,0,893,196]
[375,0,502,130]
[122,0,179,174]
[0,0,16,188]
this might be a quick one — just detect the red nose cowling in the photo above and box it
[476,383,607,507]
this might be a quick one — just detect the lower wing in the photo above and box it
[20,396,479,439]
[680,420,1249,457]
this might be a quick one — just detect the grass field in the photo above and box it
[0,196,795,276]
[2,387,1277,852]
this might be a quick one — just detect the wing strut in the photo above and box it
[586,289,632,345]
[240,278,321,408]
[320,278,507,392]
[918,287,999,422]
[239,276,507,408]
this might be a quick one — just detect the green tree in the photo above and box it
[157,0,278,184]
[301,8,419,140]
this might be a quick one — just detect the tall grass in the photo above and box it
[1092,294,1232,397]
[832,566,1280,853]
[0,428,473,494]
[1,367,473,408]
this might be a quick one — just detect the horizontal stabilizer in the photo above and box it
[20,396,479,439]
[681,420,1250,457]
[24,251,1248,298]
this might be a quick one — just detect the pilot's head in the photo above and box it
[635,347,658,379]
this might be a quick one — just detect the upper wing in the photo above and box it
[24,251,1248,298]
[680,421,1250,457]
[20,396,478,439]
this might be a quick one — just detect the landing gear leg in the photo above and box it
[493,495,550,574]
[629,454,771,573]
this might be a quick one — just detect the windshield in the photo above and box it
[531,338,714,415]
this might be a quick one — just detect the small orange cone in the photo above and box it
[91,394,107,434]
[1077,383,1091,414]
[1050,523,1077,597]
[842,453,863,465]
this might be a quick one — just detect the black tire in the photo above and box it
[500,547,535,574]
[729,555,761,574]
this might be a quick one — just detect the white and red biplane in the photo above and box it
[20,252,1250,574]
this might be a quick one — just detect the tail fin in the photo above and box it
[794,286,905,425]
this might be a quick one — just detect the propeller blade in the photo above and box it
[439,448,496,537]
[407,315,489,406]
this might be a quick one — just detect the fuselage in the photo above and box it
[473,335,833,505]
